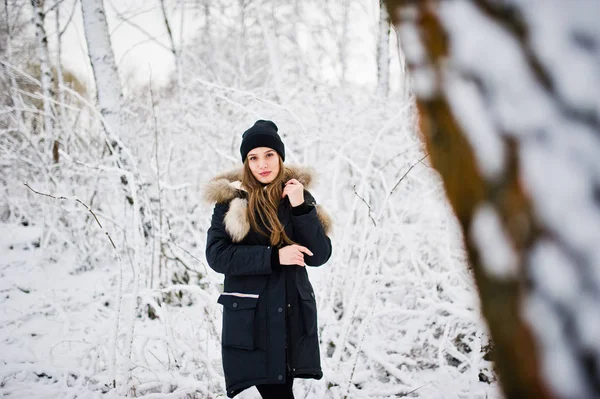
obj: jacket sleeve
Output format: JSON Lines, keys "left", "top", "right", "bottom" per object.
{"left": 205, "top": 202, "right": 276, "bottom": 276}
{"left": 290, "top": 190, "right": 332, "bottom": 267}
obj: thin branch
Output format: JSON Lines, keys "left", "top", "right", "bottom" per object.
{"left": 116, "top": 35, "right": 170, "bottom": 70}
{"left": 390, "top": 154, "right": 428, "bottom": 195}
{"left": 158, "top": 0, "right": 177, "bottom": 57}
{"left": 58, "top": 0, "right": 78, "bottom": 37}
{"left": 44, "top": 0, "right": 68, "bottom": 15}
{"left": 165, "top": 216, "right": 208, "bottom": 274}
{"left": 399, "top": 382, "right": 431, "bottom": 397}
{"left": 23, "top": 182, "right": 118, "bottom": 250}
{"left": 352, "top": 184, "right": 376, "bottom": 227}
{"left": 106, "top": 0, "right": 171, "bottom": 53}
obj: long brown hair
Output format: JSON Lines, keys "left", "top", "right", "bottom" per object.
{"left": 242, "top": 156, "right": 297, "bottom": 247}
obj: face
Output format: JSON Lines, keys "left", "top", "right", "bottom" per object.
{"left": 247, "top": 147, "right": 280, "bottom": 184}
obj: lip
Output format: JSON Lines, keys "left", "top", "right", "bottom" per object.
{"left": 259, "top": 171, "right": 271, "bottom": 176}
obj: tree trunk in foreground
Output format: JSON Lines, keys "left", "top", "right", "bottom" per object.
{"left": 384, "top": 1, "right": 600, "bottom": 398}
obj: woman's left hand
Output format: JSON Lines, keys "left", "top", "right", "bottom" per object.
{"left": 282, "top": 178, "right": 304, "bottom": 207}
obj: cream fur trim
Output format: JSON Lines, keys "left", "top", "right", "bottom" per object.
{"left": 204, "top": 164, "right": 332, "bottom": 240}
{"left": 202, "top": 164, "right": 317, "bottom": 204}
{"left": 224, "top": 198, "right": 250, "bottom": 243}
{"left": 223, "top": 198, "right": 332, "bottom": 242}
{"left": 316, "top": 205, "right": 333, "bottom": 235}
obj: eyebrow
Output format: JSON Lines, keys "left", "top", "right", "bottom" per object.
{"left": 248, "top": 149, "right": 275, "bottom": 157}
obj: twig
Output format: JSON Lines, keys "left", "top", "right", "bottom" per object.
{"left": 165, "top": 216, "right": 209, "bottom": 275}
{"left": 23, "top": 183, "right": 118, "bottom": 250}
{"left": 390, "top": 154, "right": 428, "bottom": 195}
{"left": 352, "top": 184, "right": 376, "bottom": 227}
{"left": 44, "top": 0, "right": 68, "bottom": 14}
{"left": 58, "top": 0, "right": 79, "bottom": 37}
{"left": 399, "top": 382, "right": 431, "bottom": 397}
{"left": 159, "top": 0, "right": 177, "bottom": 58}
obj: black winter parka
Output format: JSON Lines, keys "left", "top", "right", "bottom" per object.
{"left": 204, "top": 165, "right": 333, "bottom": 398}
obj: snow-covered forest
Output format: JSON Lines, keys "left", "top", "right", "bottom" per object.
{"left": 1, "top": 0, "right": 598, "bottom": 398}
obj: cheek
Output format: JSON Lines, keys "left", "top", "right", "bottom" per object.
{"left": 249, "top": 163, "right": 259, "bottom": 176}
{"left": 270, "top": 157, "right": 279, "bottom": 168}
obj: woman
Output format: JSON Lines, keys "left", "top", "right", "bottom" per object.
{"left": 204, "top": 120, "right": 333, "bottom": 398}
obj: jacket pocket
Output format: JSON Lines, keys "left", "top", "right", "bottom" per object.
{"left": 298, "top": 289, "right": 318, "bottom": 336}
{"left": 217, "top": 293, "right": 260, "bottom": 350}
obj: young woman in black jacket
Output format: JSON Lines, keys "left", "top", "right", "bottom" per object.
{"left": 204, "top": 120, "right": 333, "bottom": 398}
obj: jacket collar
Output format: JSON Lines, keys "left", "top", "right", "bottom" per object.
{"left": 202, "top": 164, "right": 332, "bottom": 242}
{"left": 202, "top": 164, "right": 317, "bottom": 204}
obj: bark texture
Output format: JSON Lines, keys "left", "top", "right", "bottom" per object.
{"left": 81, "top": 0, "right": 123, "bottom": 138}
{"left": 384, "top": 1, "right": 600, "bottom": 398}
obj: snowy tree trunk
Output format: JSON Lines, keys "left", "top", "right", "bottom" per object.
{"left": 158, "top": 0, "right": 180, "bottom": 86}
{"left": 203, "top": 0, "right": 210, "bottom": 48}
{"left": 258, "top": 17, "right": 282, "bottom": 100}
{"left": 385, "top": 1, "right": 600, "bottom": 398}
{"left": 3, "top": 1, "right": 26, "bottom": 128}
{"left": 236, "top": 0, "right": 247, "bottom": 75}
{"left": 81, "top": 0, "right": 127, "bottom": 389}
{"left": 178, "top": 0, "right": 185, "bottom": 83}
{"left": 238, "top": 0, "right": 247, "bottom": 48}
{"left": 292, "top": 0, "right": 306, "bottom": 78}
{"left": 30, "top": 0, "right": 54, "bottom": 139}
{"left": 394, "top": 26, "right": 408, "bottom": 99}
{"left": 376, "top": 0, "right": 390, "bottom": 97}
{"left": 53, "top": 3, "right": 64, "bottom": 163}
{"left": 339, "top": 0, "right": 350, "bottom": 85}
{"left": 80, "top": 0, "right": 123, "bottom": 141}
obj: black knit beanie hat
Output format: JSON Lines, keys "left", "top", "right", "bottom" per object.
{"left": 240, "top": 120, "right": 285, "bottom": 162}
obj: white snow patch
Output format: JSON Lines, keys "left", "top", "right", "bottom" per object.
{"left": 439, "top": 1, "right": 556, "bottom": 136}
{"left": 470, "top": 203, "right": 518, "bottom": 279}
{"left": 528, "top": 239, "right": 580, "bottom": 306}
{"left": 397, "top": 23, "right": 426, "bottom": 66}
{"left": 522, "top": 292, "right": 590, "bottom": 398}
{"left": 519, "top": 1, "right": 600, "bottom": 115}
{"left": 410, "top": 65, "right": 438, "bottom": 99}
{"left": 574, "top": 294, "right": 600, "bottom": 355}
{"left": 444, "top": 73, "right": 506, "bottom": 179}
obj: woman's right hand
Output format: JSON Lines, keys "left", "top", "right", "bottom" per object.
{"left": 279, "top": 244, "right": 313, "bottom": 267}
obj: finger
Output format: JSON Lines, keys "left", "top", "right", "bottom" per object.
{"left": 298, "top": 246, "right": 314, "bottom": 256}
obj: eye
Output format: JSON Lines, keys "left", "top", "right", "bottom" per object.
{"left": 249, "top": 156, "right": 256, "bottom": 161}
{"left": 267, "top": 153, "right": 273, "bottom": 157}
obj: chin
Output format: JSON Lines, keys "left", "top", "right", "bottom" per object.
{"left": 254, "top": 175, "right": 270, "bottom": 184}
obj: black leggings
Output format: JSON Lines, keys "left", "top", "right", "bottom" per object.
{"left": 255, "top": 375, "right": 294, "bottom": 399}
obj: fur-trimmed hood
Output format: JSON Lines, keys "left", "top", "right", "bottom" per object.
{"left": 203, "top": 164, "right": 332, "bottom": 242}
